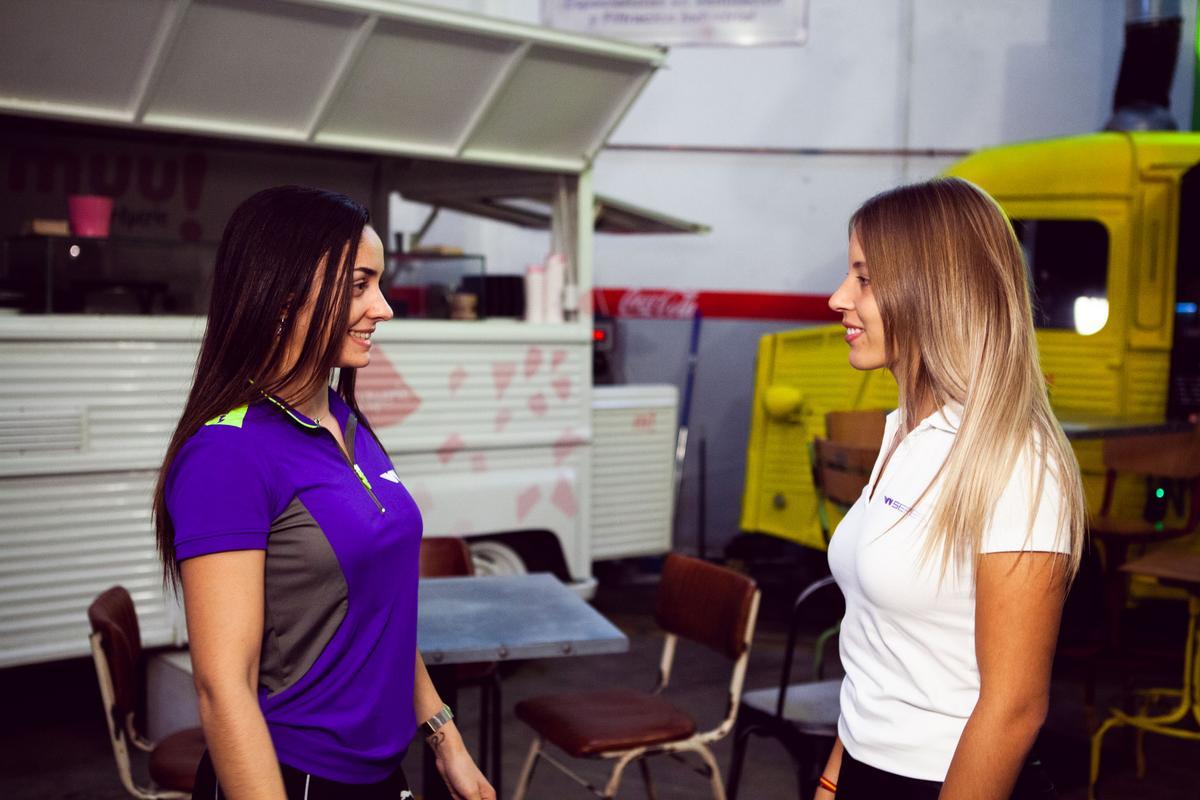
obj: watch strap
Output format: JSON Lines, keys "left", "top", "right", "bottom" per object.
{"left": 422, "top": 704, "right": 454, "bottom": 738}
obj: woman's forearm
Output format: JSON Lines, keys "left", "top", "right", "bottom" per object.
{"left": 939, "top": 698, "right": 1044, "bottom": 800}
{"left": 414, "top": 649, "right": 469, "bottom": 756}
{"left": 814, "top": 736, "right": 844, "bottom": 800}
{"left": 196, "top": 682, "right": 287, "bottom": 800}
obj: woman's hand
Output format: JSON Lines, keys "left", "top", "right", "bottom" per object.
{"left": 428, "top": 722, "right": 495, "bottom": 800}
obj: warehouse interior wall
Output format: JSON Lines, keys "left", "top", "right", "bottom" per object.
{"left": 396, "top": 0, "right": 1199, "bottom": 556}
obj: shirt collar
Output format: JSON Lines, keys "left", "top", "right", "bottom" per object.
{"left": 921, "top": 403, "right": 962, "bottom": 434}
{"left": 260, "top": 386, "right": 352, "bottom": 431}
{"left": 893, "top": 402, "right": 962, "bottom": 435}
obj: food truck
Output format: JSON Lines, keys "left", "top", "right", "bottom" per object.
{"left": 741, "top": 131, "right": 1200, "bottom": 551}
{"left": 0, "top": 0, "right": 698, "bottom": 668}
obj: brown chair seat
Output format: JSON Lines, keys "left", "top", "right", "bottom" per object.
{"left": 516, "top": 688, "right": 696, "bottom": 757}
{"left": 148, "top": 726, "right": 206, "bottom": 791}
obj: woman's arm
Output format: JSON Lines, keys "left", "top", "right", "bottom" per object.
{"left": 414, "top": 651, "right": 496, "bottom": 800}
{"left": 939, "top": 552, "right": 1067, "bottom": 800}
{"left": 181, "top": 550, "right": 287, "bottom": 800}
{"left": 814, "top": 736, "right": 844, "bottom": 800}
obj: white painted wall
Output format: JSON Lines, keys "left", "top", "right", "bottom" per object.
{"left": 402, "top": 0, "right": 1197, "bottom": 295}
{"left": 394, "top": 0, "right": 1199, "bottom": 556}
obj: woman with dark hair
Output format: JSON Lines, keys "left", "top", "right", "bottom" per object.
{"left": 154, "top": 186, "right": 493, "bottom": 800}
{"left": 814, "top": 178, "right": 1084, "bottom": 799}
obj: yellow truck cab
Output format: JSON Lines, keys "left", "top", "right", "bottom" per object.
{"left": 742, "top": 131, "right": 1200, "bottom": 552}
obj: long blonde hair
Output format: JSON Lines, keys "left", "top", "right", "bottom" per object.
{"left": 852, "top": 177, "right": 1085, "bottom": 580}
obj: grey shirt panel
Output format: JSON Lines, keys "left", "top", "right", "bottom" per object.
{"left": 260, "top": 497, "right": 349, "bottom": 695}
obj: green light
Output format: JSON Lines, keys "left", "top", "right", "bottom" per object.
{"left": 1156, "top": 488, "right": 1166, "bottom": 499}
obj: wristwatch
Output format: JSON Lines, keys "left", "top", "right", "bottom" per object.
{"left": 422, "top": 704, "right": 454, "bottom": 738}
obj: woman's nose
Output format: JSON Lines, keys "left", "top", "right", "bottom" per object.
{"left": 829, "top": 276, "right": 852, "bottom": 314}
{"left": 371, "top": 289, "right": 394, "bottom": 321}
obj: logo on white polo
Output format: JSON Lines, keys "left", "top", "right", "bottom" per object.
{"left": 379, "top": 469, "right": 401, "bottom": 483}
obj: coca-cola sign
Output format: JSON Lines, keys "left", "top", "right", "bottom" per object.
{"left": 614, "top": 289, "right": 699, "bottom": 320}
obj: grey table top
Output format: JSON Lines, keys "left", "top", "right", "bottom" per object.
{"left": 417, "top": 573, "right": 629, "bottom": 665}
{"left": 1059, "top": 414, "right": 1193, "bottom": 440}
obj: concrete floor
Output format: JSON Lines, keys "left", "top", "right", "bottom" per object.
{"left": 2, "top": 561, "right": 1199, "bottom": 799}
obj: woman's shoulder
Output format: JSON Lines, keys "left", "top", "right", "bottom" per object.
{"left": 170, "top": 402, "right": 278, "bottom": 477}
{"left": 982, "top": 441, "right": 1070, "bottom": 554}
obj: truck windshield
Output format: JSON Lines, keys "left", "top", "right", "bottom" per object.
{"left": 1012, "top": 219, "right": 1109, "bottom": 333}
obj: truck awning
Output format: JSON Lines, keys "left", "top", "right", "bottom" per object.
{"left": 406, "top": 193, "right": 710, "bottom": 234}
{"left": 0, "top": 0, "right": 666, "bottom": 174}
{"left": 391, "top": 157, "right": 711, "bottom": 234}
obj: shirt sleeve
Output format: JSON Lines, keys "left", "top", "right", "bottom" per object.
{"left": 166, "top": 429, "right": 277, "bottom": 562}
{"left": 981, "top": 449, "right": 1071, "bottom": 555}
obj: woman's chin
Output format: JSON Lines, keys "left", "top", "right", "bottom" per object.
{"left": 337, "top": 351, "right": 371, "bottom": 370}
{"left": 848, "top": 352, "right": 886, "bottom": 371}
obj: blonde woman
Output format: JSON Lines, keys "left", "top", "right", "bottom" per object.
{"left": 816, "top": 177, "right": 1085, "bottom": 800}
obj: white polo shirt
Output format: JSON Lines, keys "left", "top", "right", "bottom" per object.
{"left": 827, "top": 404, "right": 1069, "bottom": 781}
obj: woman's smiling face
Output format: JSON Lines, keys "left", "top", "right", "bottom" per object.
{"left": 277, "top": 224, "right": 393, "bottom": 379}
{"left": 828, "top": 228, "right": 887, "bottom": 371}
{"left": 335, "top": 225, "right": 391, "bottom": 370}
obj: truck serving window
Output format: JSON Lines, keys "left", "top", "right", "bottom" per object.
{"left": 1012, "top": 219, "right": 1109, "bottom": 333}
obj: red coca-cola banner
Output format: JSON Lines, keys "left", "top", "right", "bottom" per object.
{"left": 592, "top": 288, "right": 839, "bottom": 322}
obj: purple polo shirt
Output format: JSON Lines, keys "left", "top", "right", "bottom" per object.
{"left": 166, "top": 389, "right": 422, "bottom": 782}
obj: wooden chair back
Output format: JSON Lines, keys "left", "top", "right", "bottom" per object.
{"left": 655, "top": 553, "right": 758, "bottom": 661}
{"left": 87, "top": 586, "right": 144, "bottom": 731}
{"left": 825, "top": 409, "right": 887, "bottom": 448}
{"left": 1102, "top": 425, "right": 1200, "bottom": 479}
{"left": 420, "top": 536, "right": 475, "bottom": 578}
{"left": 813, "top": 439, "right": 878, "bottom": 507}
{"left": 1098, "top": 425, "right": 1200, "bottom": 528}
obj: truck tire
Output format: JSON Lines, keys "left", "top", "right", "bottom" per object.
{"left": 469, "top": 540, "right": 527, "bottom": 576}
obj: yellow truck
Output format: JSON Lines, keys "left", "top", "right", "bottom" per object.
{"left": 741, "top": 131, "right": 1200, "bottom": 552}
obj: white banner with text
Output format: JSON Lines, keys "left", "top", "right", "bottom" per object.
{"left": 542, "top": 0, "right": 809, "bottom": 46}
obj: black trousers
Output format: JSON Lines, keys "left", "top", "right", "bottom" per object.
{"left": 838, "top": 749, "right": 1057, "bottom": 800}
{"left": 193, "top": 750, "right": 411, "bottom": 800}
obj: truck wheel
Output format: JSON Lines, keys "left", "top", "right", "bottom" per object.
{"left": 469, "top": 540, "right": 527, "bottom": 576}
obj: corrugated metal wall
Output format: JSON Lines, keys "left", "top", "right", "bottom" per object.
{"left": 590, "top": 385, "right": 677, "bottom": 559}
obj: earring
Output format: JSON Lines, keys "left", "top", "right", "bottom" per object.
{"left": 276, "top": 317, "right": 285, "bottom": 337}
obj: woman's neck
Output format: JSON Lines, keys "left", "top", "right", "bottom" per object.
{"left": 284, "top": 382, "right": 331, "bottom": 424}
{"left": 902, "top": 386, "right": 939, "bottom": 434}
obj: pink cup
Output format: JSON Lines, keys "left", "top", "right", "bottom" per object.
{"left": 67, "top": 195, "right": 115, "bottom": 238}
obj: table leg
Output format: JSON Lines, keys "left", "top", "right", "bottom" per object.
{"left": 423, "top": 666, "right": 459, "bottom": 800}
{"left": 1101, "top": 539, "right": 1130, "bottom": 650}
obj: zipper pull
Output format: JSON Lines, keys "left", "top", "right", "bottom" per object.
{"left": 353, "top": 464, "right": 373, "bottom": 491}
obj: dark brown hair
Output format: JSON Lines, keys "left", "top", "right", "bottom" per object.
{"left": 153, "top": 185, "right": 371, "bottom": 587}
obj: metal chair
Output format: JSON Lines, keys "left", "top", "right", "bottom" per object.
{"left": 87, "top": 586, "right": 205, "bottom": 799}
{"left": 1082, "top": 427, "right": 1200, "bottom": 797}
{"left": 726, "top": 576, "right": 843, "bottom": 800}
{"left": 419, "top": 537, "right": 504, "bottom": 792}
{"left": 1089, "top": 425, "right": 1200, "bottom": 649}
{"left": 1089, "top": 551, "right": 1200, "bottom": 800}
{"left": 511, "top": 553, "right": 761, "bottom": 800}
{"left": 808, "top": 414, "right": 882, "bottom": 672}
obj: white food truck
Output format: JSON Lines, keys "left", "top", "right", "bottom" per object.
{"left": 0, "top": 0, "right": 700, "bottom": 668}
